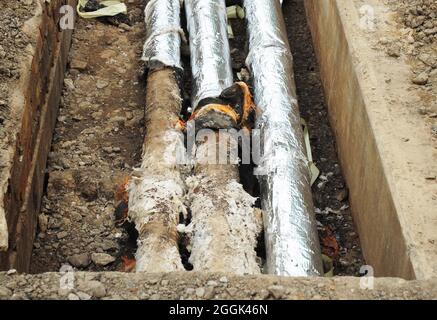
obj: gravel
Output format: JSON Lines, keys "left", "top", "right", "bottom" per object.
{"left": 0, "top": 271, "right": 436, "bottom": 300}
{"left": 30, "top": 0, "right": 146, "bottom": 273}
{"left": 91, "top": 253, "right": 116, "bottom": 266}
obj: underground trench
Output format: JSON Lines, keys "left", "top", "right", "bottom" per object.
{"left": 1, "top": 0, "right": 369, "bottom": 278}
{"left": 4, "top": 0, "right": 364, "bottom": 275}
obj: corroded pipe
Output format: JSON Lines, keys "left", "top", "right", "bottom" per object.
{"left": 185, "top": 0, "right": 261, "bottom": 274}
{"left": 128, "top": 0, "right": 186, "bottom": 272}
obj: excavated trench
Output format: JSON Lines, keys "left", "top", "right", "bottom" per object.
{"left": 23, "top": 0, "right": 365, "bottom": 276}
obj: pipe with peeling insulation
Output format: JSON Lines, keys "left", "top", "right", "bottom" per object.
{"left": 244, "top": 0, "right": 323, "bottom": 276}
{"left": 128, "top": 0, "right": 186, "bottom": 272}
{"left": 184, "top": 0, "right": 262, "bottom": 275}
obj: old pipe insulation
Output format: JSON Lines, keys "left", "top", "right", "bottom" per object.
{"left": 128, "top": 0, "right": 186, "bottom": 272}
{"left": 244, "top": 0, "right": 323, "bottom": 276}
{"left": 184, "top": 0, "right": 262, "bottom": 274}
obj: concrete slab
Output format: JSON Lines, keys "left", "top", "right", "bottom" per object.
{"left": 305, "top": 0, "right": 437, "bottom": 279}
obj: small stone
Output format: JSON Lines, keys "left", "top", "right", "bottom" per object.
{"left": 91, "top": 253, "right": 116, "bottom": 266}
{"left": 38, "top": 214, "right": 48, "bottom": 233}
{"left": 204, "top": 286, "right": 215, "bottom": 299}
{"left": 64, "top": 78, "right": 75, "bottom": 90}
{"left": 67, "top": 253, "right": 90, "bottom": 268}
{"left": 268, "top": 285, "right": 285, "bottom": 299}
{"left": 219, "top": 276, "right": 228, "bottom": 283}
{"left": 57, "top": 231, "right": 68, "bottom": 239}
{"left": 0, "top": 286, "right": 12, "bottom": 298}
{"left": 6, "top": 269, "right": 17, "bottom": 275}
{"left": 119, "top": 23, "right": 132, "bottom": 31}
{"left": 386, "top": 44, "right": 401, "bottom": 58}
{"left": 68, "top": 293, "right": 80, "bottom": 300}
{"left": 418, "top": 106, "right": 429, "bottom": 115}
{"left": 432, "top": 124, "right": 437, "bottom": 136}
{"left": 70, "top": 59, "right": 88, "bottom": 71}
{"left": 76, "top": 291, "right": 92, "bottom": 300}
{"left": 195, "top": 287, "right": 205, "bottom": 298}
{"left": 80, "top": 280, "right": 106, "bottom": 298}
{"left": 207, "top": 280, "right": 218, "bottom": 287}
{"left": 185, "top": 288, "right": 195, "bottom": 295}
{"left": 226, "top": 288, "right": 237, "bottom": 297}
{"left": 412, "top": 72, "right": 429, "bottom": 85}
{"left": 102, "top": 146, "right": 113, "bottom": 153}
{"left": 161, "top": 280, "right": 169, "bottom": 286}
{"left": 96, "top": 80, "right": 109, "bottom": 89}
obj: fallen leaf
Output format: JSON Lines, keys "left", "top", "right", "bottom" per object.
{"left": 120, "top": 256, "right": 136, "bottom": 273}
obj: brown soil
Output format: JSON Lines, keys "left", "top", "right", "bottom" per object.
{"left": 30, "top": 0, "right": 146, "bottom": 273}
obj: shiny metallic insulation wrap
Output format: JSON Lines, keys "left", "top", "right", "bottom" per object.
{"left": 142, "top": 0, "right": 182, "bottom": 71}
{"left": 184, "top": 0, "right": 234, "bottom": 109}
{"left": 244, "top": 0, "right": 323, "bottom": 276}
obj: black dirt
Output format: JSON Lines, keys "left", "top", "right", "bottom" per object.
{"left": 284, "top": 0, "right": 366, "bottom": 276}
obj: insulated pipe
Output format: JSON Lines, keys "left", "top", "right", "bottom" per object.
{"left": 244, "top": 0, "right": 323, "bottom": 276}
{"left": 185, "top": 0, "right": 261, "bottom": 274}
{"left": 128, "top": 0, "right": 186, "bottom": 272}
{"left": 184, "top": 0, "right": 234, "bottom": 109}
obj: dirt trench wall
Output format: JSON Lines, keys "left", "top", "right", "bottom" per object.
{"left": 0, "top": 0, "right": 75, "bottom": 272}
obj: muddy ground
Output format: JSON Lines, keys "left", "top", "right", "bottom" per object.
{"left": 29, "top": 0, "right": 367, "bottom": 275}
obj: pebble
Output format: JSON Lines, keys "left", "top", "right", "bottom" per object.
{"left": 57, "top": 231, "right": 68, "bottom": 239}
{"left": 219, "top": 276, "right": 228, "bottom": 283}
{"left": 64, "top": 78, "right": 75, "bottom": 90}
{"left": 67, "top": 253, "right": 90, "bottom": 268}
{"left": 195, "top": 287, "right": 205, "bottom": 298}
{"left": 70, "top": 58, "right": 88, "bottom": 71}
{"left": 38, "top": 214, "right": 48, "bottom": 233}
{"left": 161, "top": 280, "right": 169, "bottom": 286}
{"left": 412, "top": 72, "right": 429, "bottom": 85}
{"left": 80, "top": 280, "right": 106, "bottom": 298}
{"left": 96, "top": 80, "right": 109, "bottom": 89}
{"left": 207, "top": 280, "right": 218, "bottom": 287}
{"left": 268, "top": 285, "right": 285, "bottom": 299}
{"left": 0, "top": 286, "right": 12, "bottom": 298}
{"left": 431, "top": 124, "right": 437, "bottom": 136}
{"left": 68, "top": 293, "right": 80, "bottom": 300}
{"left": 204, "top": 286, "right": 215, "bottom": 299}
{"left": 76, "top": 291, "right": 92, "bottom": 300}
{"left": 91, "top": 253, "right": 116, "bottom": 266}
{"left": 6, "top": 269, "right": 17, "bottom": 275}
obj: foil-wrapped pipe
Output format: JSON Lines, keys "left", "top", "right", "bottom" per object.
{"left": 142, "top": 0, "right": 183, "bottom": 71}
{"left": 184, "top": 0, "right": 234, "bottom": 109}
{"left": 244, "top": 0, "right": 323, "bottom": 276}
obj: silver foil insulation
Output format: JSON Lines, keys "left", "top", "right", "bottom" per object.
{"left": 184, "top": 0, "right": 234, "bottom": 109}
{"left": 142, "top": 0, "right": 182, "bottom": 71}
{"left": 244, "top": 0, "right": 323, "bottom": 276}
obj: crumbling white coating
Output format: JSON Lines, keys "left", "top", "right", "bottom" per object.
{"left": 186, "top": 175, "right": 262, "bottom": 275}
{"left": 128, "top": 124, "right": 187, "bottom": 272}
